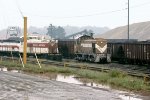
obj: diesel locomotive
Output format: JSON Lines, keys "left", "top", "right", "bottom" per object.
{"left": 0, "top": 34, "right": 62, "bottom": 61}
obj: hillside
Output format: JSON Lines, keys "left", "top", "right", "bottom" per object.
{"left": 99, "top": 21, "right": 150, "bottom": 41}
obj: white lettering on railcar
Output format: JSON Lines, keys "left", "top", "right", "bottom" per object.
{"left": 32, "top": 44, "right": 46, "bottom": 47}
{"left": 81, "top": 43, "right": 92, "bottom": 47}
{"left": 39, "top": 44, "right": 46, "bottom": 47}
{"left": 33, "top": 44, "right": 38, "bottom": 46}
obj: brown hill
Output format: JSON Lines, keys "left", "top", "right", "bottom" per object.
{"left": 98, "top": 21, "right": 150, "bottom": 41}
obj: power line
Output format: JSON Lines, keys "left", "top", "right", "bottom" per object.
{"left": 15, "top": 0, "right": 24, "bottom": 18}
{"left": 130, "top": 1, "right": 150, "bottom": 8}
{"left": 23, "top": 8, "right": 127, "bottom": 19}
{"left": 22, "top": 1, "right": 150, "bottom": 19}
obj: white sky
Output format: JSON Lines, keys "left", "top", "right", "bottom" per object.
{"left": 0, "top": 0, "right": 150, "bottom": 29}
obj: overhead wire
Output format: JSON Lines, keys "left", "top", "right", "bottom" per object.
{"left": 21, "top": 1, "right": 150, "bottom": 19}
{"left": 22, "top": 8, "right": 127, "bottom": 19}
{"left": 0, "top": 0, "right": 24, "bottom": 38}
{"left": 1, "top": 0, "right": 150, "bottom": 20}
{"left": 130, "top": 1, "right": 150, "bottom": 8}
{"left": 15, "top": 0, "right": 24, "bottom": 19}
{"left": 1, "top": 0, "right": 150, "bottom": 30}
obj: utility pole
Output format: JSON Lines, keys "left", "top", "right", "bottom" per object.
{"left": 23, "top": 17, "right": 27, "bottom": 64}
{"left": 50, "top": 24, "right": 53, "bottom": 39}
{"left": 128, "top": 0, "right": 129, "bottom": 40}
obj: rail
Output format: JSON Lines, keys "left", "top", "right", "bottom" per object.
{"left": 0, "top": 56, "right": 150, "bottom": 81}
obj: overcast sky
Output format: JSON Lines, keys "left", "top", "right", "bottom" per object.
{"left": 0, "top": 0, "right": 150, "bottom": 29}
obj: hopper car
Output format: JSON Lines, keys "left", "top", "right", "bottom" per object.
{"left": 107, "top": 40, "right": 150, "bottom": 65}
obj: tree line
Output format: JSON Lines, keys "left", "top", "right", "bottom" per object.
{"left": 47, "top": 24, "right": 66, "bottom": 39}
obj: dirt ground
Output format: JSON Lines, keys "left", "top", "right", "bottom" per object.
{"left": 0, "top": 71, "right": 149, "bottom": 100}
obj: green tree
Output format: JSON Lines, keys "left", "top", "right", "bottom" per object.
{"left": 47, "top": 24, "right": 66, "bottom": 39}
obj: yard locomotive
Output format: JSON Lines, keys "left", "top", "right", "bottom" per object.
{"left": 75, "top": 35, "right": 111, "bottom": 63}
{"left": 0, "top": 34, "right": 62, "bottom": 61}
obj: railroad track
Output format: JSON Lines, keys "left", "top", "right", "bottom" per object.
{"left": 28, "top": 58, "right": 150, "bottom": 78}
{"left": 1, "top": 56, "right": 150, "bottom": 80}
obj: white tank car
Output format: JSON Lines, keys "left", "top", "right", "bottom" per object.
{"left": 75, "top": 36, "right": 111, "bottom": 63}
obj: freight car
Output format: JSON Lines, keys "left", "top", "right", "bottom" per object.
{"left": 107, "top": 40, "right": 150, "bottom": 65}
{"left": 0, "top": 35, "right": 62, "bottom": 61}
{"left": 75, "top": 35, "right": 111, "bottom": 63}
{"left": 58, "top": 39, "right": 75, "bottom": 58}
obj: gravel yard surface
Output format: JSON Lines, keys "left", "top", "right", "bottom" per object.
{"left": 0, "top": 71, "right": 118, "bottom": 100}
{"left": 0, "top": 71, "right": 149, "bottom": 100}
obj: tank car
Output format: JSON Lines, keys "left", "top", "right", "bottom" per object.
{"left": 75, "top": 35, "right": 111, "bottom": 63}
